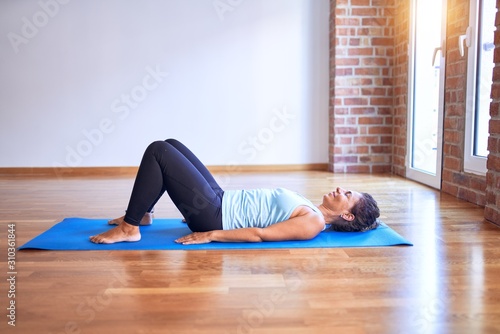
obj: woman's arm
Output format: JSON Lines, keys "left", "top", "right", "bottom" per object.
{"left": 175, "top": 211, "right": 325, "bottom": 245}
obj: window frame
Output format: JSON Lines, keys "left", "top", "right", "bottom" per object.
{"left": 464, "top": 0, "right": 492, "bottom": 175}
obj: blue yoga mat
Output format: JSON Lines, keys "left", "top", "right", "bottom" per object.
{"left": 19, "top": 218, "right": 412, "bottom": 251}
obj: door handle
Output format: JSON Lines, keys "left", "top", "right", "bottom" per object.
{"left": 432, "top": 39, "right": 446, "bottom": 66}
{"left": 432, "top": 47, "right": 441, "bottom": 66}
{"left": 459, "top": 26, "right": 472, "bottom": 57}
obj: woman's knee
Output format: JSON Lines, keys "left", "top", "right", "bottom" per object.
{"left": 146, "top": 140, "right": 170, "bottom": 154}
{"left": 164, "top": 138, "right": 183, "bottom": 148}
{"left": 165, "top": 138, "right": 176, "bottom": 143}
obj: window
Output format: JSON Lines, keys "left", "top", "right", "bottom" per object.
{"left": 464, "top": 0, "right": 496, "bottom": 175}
{"left": 406, "top": 0, "right": 446, "bottom": 189}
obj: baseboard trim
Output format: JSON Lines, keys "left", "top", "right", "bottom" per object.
{"left": 0, "top": 164, "right": 329, "bottom": 178}
{"left": 0, "top": 167, "right": 139, "bottom": 178}
{"left": 207, "top": 164, "right": 329, "bottom": 173}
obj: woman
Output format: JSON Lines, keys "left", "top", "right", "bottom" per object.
{"left": 90, "top": 139, "right": 380, "bottom": 245}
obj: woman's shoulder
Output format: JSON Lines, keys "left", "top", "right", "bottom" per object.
{"left": 290, "top": 205, "right": 324, "bottom": 220}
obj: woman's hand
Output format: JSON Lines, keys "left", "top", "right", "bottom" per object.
{"left": 175, "top": 232, "right": 213, "bottom": 245}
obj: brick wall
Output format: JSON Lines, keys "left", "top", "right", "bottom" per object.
{"left": 441, "top": 0, "right": 487, "bottom": 206}
{"left": 329, "top": 0, "right": 394, "bottom": 173}
{"left": 392, "top": 0, "right": 409, "bottom": 177}
{"left": 485, "top": 0, "right": 500, "bottom": 225}
{"left": 330, "top": 0, "right": 499, "bottom": 226}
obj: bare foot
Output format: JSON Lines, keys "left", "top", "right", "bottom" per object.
{"left": 108, "top": 212, "right": 153, "bottom": 226}
{"left": 90, "top": 221, "right": 141, "bottom": 244}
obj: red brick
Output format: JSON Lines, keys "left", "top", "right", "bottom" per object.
{"left": 344, "top": 97, "right": 369, "bottom": 105}
{"left": 487, "top": 154, "right": 500, "bottom": 171}
{"left": 354, "top": 136, "right": 379, "bottom": 144}
{"left": 492, "top": 66, "right": 500, "bottom": 82}
{"left": 458, "top": 188, "right": 480, "bottom": 204}
{"left": 445, "top": 76, "right": 464, "bottom": 90}
{"left": 334, "top": 107, "right": 349, "bottom": 115}
{"left": 444, "top": 116, "right": 464, "bottom": 129}
{"left": 358, "top": 27, "right": 385, "bottom": 36}
{"left": 349, "top": 38, "right": 361, "bottom": 46}
{"left": 489, "top": 119, "right": 500, "bottom": 134}
{"left": 368, "top": 126, "right": 392, "bottom": 135}
{"left": 485, "top": 206, "right": 500, "bottom": 225}
{"left": 362, "top": 18, "right": 388, "bottom": 26}
{"left": 343, "top": 145, "right": 369, "bottom": 154}
{"left": 336, "top": 57, "right": 360, "bottom": 66}
{"left": 355, "top": 67, "right": 381, "bottom": 76}
{"left": 336, "top": 68, "right": 354, "bottom": 76}
{"left": 361, "top": 155, "right": 390, "bottom": 163}
{"left": 361, "top": 87, "right": 387, "bottom": 96}
{"left": 491, "top": 82, "right": 500, "bottom": 99}
{"left": 359, "top": 116, "right": 384, "bottom": 124}
{"left": 334, "top": 117, "right": 345, "bottom": 125}
{"left": 443, "top": 130, "right": 462, "bottom": 144}
{"left": 442, "top": 182, "right": 459, "bottom": 197}
{"left": 491, "top": 102, "right": 499, "bottom": 117}
{"left": 444, "top": 157, "right": 461, "bottom": 171}
{"left": 362, "top": 57, "right": 388, "bottom": 66}
{"left": 494, "top": 46, "right": 500, "bottom": 63}
{"left": 346, "top": 165, "right": 371, "bottom": 173}
{"left": 370, "top": 97, "right": 393, "bottom": 105}
{"left": 348, "top": 48, "right": 374, "bottom": 56}
{"left": 350, "top": 107, "right": 376, "bottom": 114}
{"left": 488, "top": 136, "right": 500, "bottom": 153}
{"left": 382, "top": 77, "right": 393, "bottom": 85}
{"left": 371, "top": 145, "right": 392, "bottom": 154}
{"left": 335, "top": 7, "right": 347, "bottom": 16}
{"left": 335, "top": 77, "right": 373, "bottom": 86}
{"left": 372, "top": 0, "right": 396, "bottom": 7}
{"left": 350, "top": 0, "right": 371, "bottom": 6}
{"left": 336, "top": 88, "right": 361, "bottom": 96}
{"left": 334, "top": 156, "right": 358, "bottom": 164}
{"left": 452, "top": 171, "right": 471, "bottom": 187}
{"left": 471, "top": 176, "right": 487, "bottom": 192}
{"left": 372, "top": 37, "right": 393, "bottom": 46}
{"left": 335, "top": 126, "right": 359, "bottom": 135}
{"left": 341, "top": 137, "right": 353, "bottom": 145}
{"left": 352, "top": 8, "right": 378, "bottom": 16}
{"left": 381, "top": 136, "right": 393, "bottom": 144}
{"left": 372, "top": 165, "right": 392, "bottom": 173}
{"left": 445, "top": 104, "right": 465, "bottom": 117}
{"left": 336, "top": 18, "right": 361, "bottom": 26}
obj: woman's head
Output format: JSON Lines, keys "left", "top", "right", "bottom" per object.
{"left": 322, "top": 188, "right": 380, "bottom": 232}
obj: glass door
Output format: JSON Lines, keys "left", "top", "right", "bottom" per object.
{"left": 464, "top": 0, "right": 496, "bottom": 174}
{"left": 407, "top": 0, "right": 447, "bottom": 189}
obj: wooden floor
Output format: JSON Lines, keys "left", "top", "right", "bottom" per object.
{"left": 1, "top": 171, "right": 499, "bottom": 334}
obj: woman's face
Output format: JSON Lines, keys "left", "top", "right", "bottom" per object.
{"left": 322, "top": 187, "right": 362, "bottom": 215}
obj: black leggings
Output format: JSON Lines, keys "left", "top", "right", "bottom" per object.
{"left": 124, "top": 139, "right": 224, "bottom": 232}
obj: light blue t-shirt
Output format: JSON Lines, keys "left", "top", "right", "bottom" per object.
{"left": 221, "top": 188, "right": 324, "bottom": 230}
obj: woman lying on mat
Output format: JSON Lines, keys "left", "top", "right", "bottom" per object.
{"left": 89, "top": 139, "right": 380, "bottom": 245}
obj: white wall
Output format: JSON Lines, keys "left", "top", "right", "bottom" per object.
{"left": 0, "top": 0, "right": 329, "bottom": 168}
